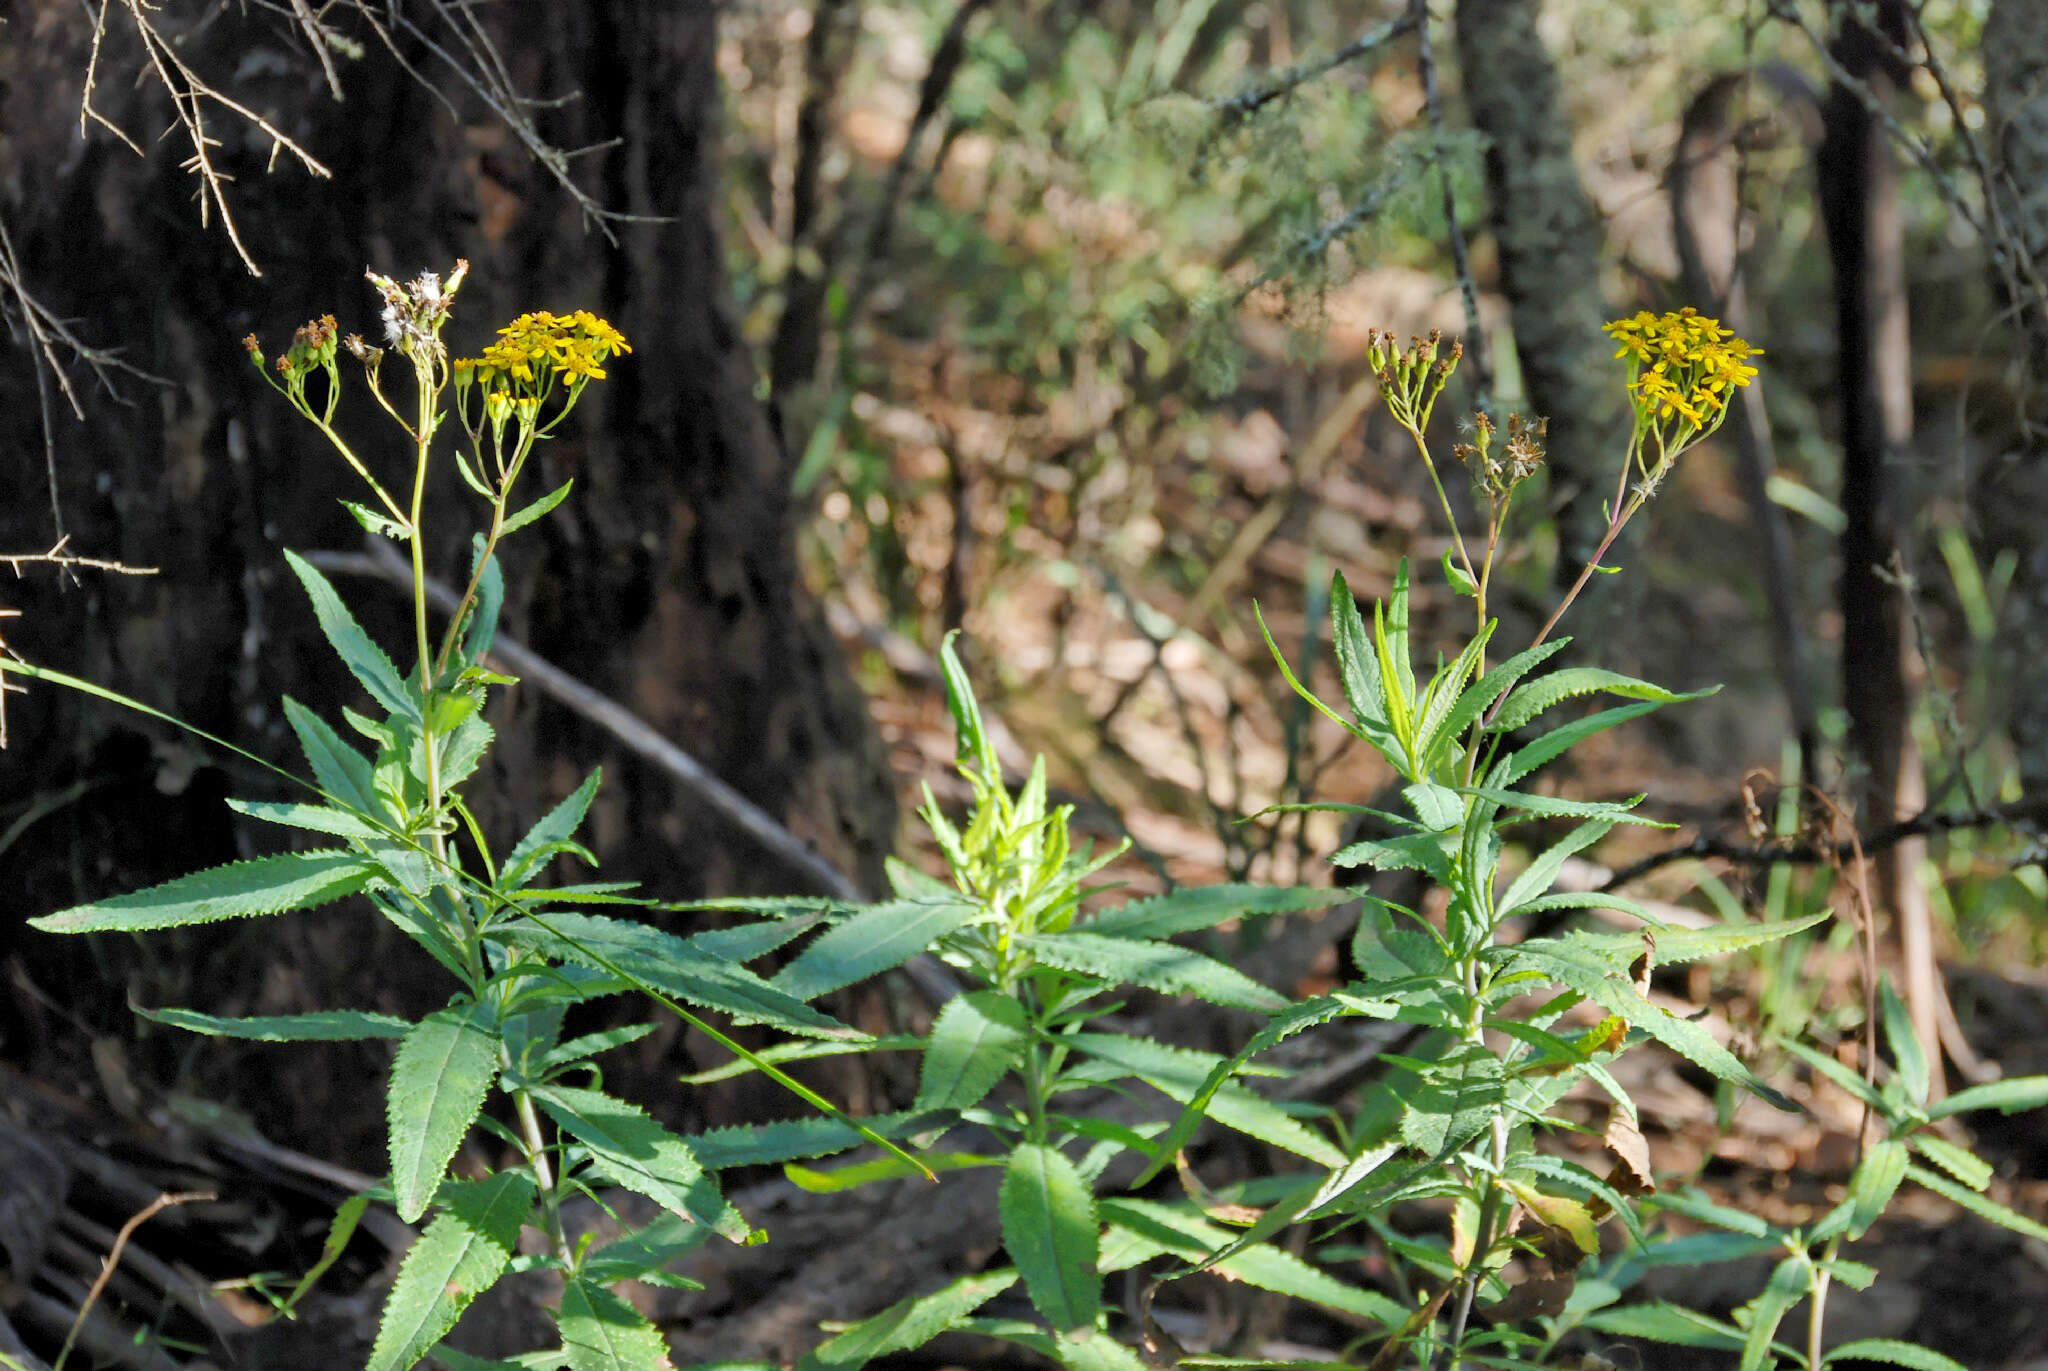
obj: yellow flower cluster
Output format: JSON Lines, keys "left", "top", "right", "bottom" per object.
{"left": 457, "top": 310, "right": 631, "bottom": 394}
{"left": 1603, "top": 307, "right": 1760, "bottom": 431}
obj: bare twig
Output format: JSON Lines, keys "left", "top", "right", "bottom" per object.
{"left": 80, "top": 0, "right": 334, "bottom": 275}
{"left": 0, "top": 539, "right": 157, "bottom": 748}
{"left": 1598, "top": 795, "right": 2048, "bottom": 891}
{"left": 52, "top": 1190, "right": 214, "bottom": 1371}
{"left": 0, "top": 210, "right": 171, "bottom": 538}
{"left": 1210, "top": 12, "right": 1418, "bottom": 121}
{"left": 345, "top": 0, "right": 665, "bottom": 242}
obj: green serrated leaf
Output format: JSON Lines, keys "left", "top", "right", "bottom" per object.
{"left": 285, "top": 549, "right": 419, "bottom": 720}
{"left": 916, "top": 990, "right": 1030, "bottom": 1112}
{"left": 1844, "top": 1140, "right": 1908, "bottom": 1240}
{"left": 1577, "top": 1302, "right": 1747, "bottom": 1350}
{"left": 685, "top": 1112, "right": 931, "bottom": 1171}
{"left": 1880, "top": 979, "right": 1930, "bottom": 1108}
{"left": 1001, "top": 1144, "right": 1100, "bottom": 1333}
{"left": 30, "top": 851, "right": 377, "bottom": 934}
{"left": 534, "top": 1083, "right": 748, "bottom": 1241}
{"left": 1490, "top": 667, "right": 1713, "bottom": 734}
{"left": 1496, "top": 700, "right": 1665, "bottom": 786}
{"left": 558, "top": 1275, "right": 673, "bottom": 1371}
{"left": 388, "top": 1002, "right": 501, "bottom": 1223}
{"left": 138, "top": 1004, "right": 411, "bottom": 1042}
{"left": 1929, "top": 1074, "right": 2048, "bottom": 1119}
{"left": 282, "top": 696, "right": 380, "bottom": 814}
{"left": 1509, "top": 944, "right": 1794, "bottom": 1110}
{"left": 1821, "top": 1338, "right": 1969, "bottom": 1371}
{"left": 1082, "top": 884, "right": 1348, "bottom": 939}
{"left": 1905, "top": 1163, "right": 2048, "bottom": 1241}
{"left": 1496, "top": 820, "right": 1616, "bottom": 918}
{"left": 368, "top": 1172, "right": 534, "bottom": 1371}
{"left": 772, "top": 896, "right": 982, "bottom": 1001}
{"left": 1099, "top": 1199, "right": 1404, "bottom": 1324}
{"left": 797, "top": 1269, "right": 1016, "bottom": 1371}
{"left": 504, "top": 771, "right": 603, "bottom": 890}
{"left": 1064, "top": 1033, "right": 1343, "bottom": 1167}
{"left": 1015, "top": 932, "right": 1285, "bottom": 1012}
{"left": 1908, "top": 1134, "right": 1992, "bottom": 1192}
{"left": 490, "top": 912, "right": 849, "bottom": 1038}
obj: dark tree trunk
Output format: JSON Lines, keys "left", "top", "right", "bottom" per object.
{"left": 1452, "top": 0, "right": 1632, "bottom": 581}
{"left": 0, "top": 2, "right": 893, "bottom": 1160}
{"left": 1815, "top": 0, "right": 1943, "bottom": 1091}
{"left": 1982, "top": 0, "right": 2048, "bottom": 799}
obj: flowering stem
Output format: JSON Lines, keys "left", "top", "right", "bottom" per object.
{"left": 1409, "top": 425, "right": 1478, "bottom": 601}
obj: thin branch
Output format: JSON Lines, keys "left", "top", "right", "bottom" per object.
{"left": 1210, "top": 12, "right": 1419, "bottom": 121}
{"left": 1598, "top": 795, "right": 2048, "bottom": 890}
{"left": 0, "top": 539, "right": 158, "bottom": 749}
{"left": 78, "top": 0, "right": 334, "bottom": 276}
{"left": 347, "top": 0, "right": 670, "bottom": 243}
{"left": 0, "top": 207, "right": 171, "bottom": 540}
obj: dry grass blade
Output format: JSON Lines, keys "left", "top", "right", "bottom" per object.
{"left": 51, "top": 1190, "right": 215, "bottom": 1371}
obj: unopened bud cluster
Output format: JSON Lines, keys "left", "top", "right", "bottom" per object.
{"left": 1366, "top": 327, "right": 1462, "bottom": 435}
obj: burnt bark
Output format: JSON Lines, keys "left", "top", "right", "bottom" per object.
{"left": 0, "top": 3, "right": 894, "bottom": 1159}
{"left": 1452, "top": 0, "right": 1632, "bottom": 580}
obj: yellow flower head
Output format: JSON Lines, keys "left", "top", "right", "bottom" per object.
{"left": 1603, "top": 307, "right": 1760, "bottom": 446}
{"left": 457, "top": 309, "right": 632, "bottom": 399}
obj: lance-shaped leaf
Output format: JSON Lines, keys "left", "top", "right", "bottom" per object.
{"left": 557, "top": 1276, "right": 673, "bottom": 1371}
{"left": 489, "top": 912, "right": 849, "bottom": 1038}
{"left": 285, "top": 549, "right": 420, "bottom": 720}
{"left": 388, "top": 1001, "right": 501, "bottom": 1223}
{"left": 1014, "top": 932, "right": 1286, "bottom": 1012}
{"left": 797, "top": 1270, "right": 1017, "bottom": 1371}
{"left": 772, "top": 896, "right": 983, "bottom": 1001}
{"left": 1489, "top": 667, "right": 1714, "bottom": 734}
{"left": 282, "top": 695, "right": 379, "bottom": 813}
{"left": 137, "top": 1004, "right": 411, "bottom": 1042}
{"left": 686, "top": 1111, "right": 933, "bottom": 1171}
{"left": 30, "top": 851, "right": 376, "bottom": 934}
{"left": 502, "top": 770, "right": 602, "bottom": 890}
{"left": 1507, "top": 944, "right": 1795, "bottom": 1110}
{"left": 367, "top": 1171, "right": 534, "bottom": 1371}
{"left": 916, "top": 990, "right": 1030, "bottom": 1112}
{"left": 1001, "top": 1144, "right": 1099, "bottom": 1333}
{"left": 1064, "top": 1033, "right": 1343, "bottom": 1167}
{"left": 533, "top": 1083, "right": 749, "bottom": 1241}
{"left": 1082, "top": 884, "right": 1349, "bottom": 940}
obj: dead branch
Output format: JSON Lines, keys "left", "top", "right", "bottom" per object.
{"left": 1599, "top": 795, "right": 2048, "bottom": 891}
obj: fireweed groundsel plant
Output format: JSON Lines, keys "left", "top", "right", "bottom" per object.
{"left": 708, "top": 313, "right": 2048, "bottom": 1371}
{"left": 18, "top": 290, "right": 2048, "bottom": 1371}
{"left": 22, "top": 266, "right": 920, "bottom": 1371}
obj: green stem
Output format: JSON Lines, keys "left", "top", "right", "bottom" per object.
{"left": 1409, "top": 426, "right": 1478, "bottom": 595}
{"left": 507, "top": 1068, "right": 572, "bottom": 1263}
